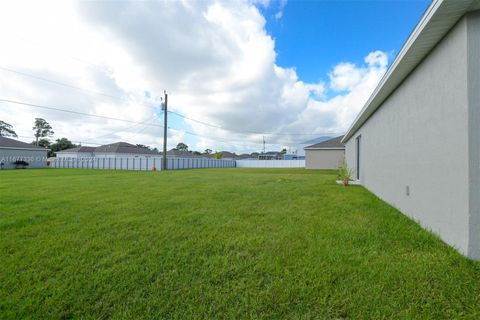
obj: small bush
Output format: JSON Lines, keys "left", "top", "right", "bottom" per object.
{"left": 338, "top": 159, "right": 353, "bottom": 186}
{"left": 13, "top": 160, "right": 29, "bottom": 169}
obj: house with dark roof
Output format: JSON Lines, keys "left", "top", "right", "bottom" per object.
{"left": 93, "top": 142, "right": 160, "bottom": 158}
{"left": 258, "top": 151, "right": 283, "bottom": 160}
{"left": 164, "top": 149, "right": 206, "bottom": 158}
{"left": 304, "top": 135, "right": 344, "bottom": 169}
{"left": 342, "top": 0, "right": 480, "bottom": 259}
{"left": 55, "top": 146, "right": 95, "bottom": 158}
{"left": 0, "top": 136, "right": 49, "bottom": 169}
{"left": 56, "top": 142, "right": 161, "bottom": 159}
{"left": 208, "top": 151, "right": 238, "bottom": 160}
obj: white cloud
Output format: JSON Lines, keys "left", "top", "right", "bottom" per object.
{"left": 0, "top": 0, "right": 388, "bottom": 154}
{"left": 329, "top": 51, "right": 388, "bottom": 92}
{"left": 275, "top": 0, "right": 288, "bottom": 20}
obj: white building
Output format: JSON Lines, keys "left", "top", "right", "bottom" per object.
{"left": 0, "top": 136, "right": 49, "bottom": 169}
{"left": 343, "top": 0, "right": 480, "bottom": 259}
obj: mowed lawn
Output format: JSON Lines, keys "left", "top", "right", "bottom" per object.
{"left": 1, "top": 169, "right": 480, "bottom": 319}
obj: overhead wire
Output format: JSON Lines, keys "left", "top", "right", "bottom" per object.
{"left": 0, "top": 98, "right": 164, "bottom": 128}
{"left": 167, "top": 110, "right": 337, "bottom": 136}
{"left": 0, "top": 98, "right": 265, "bottom": 145}
{"left": 0, "top": 66, "right": 339, "bottom": 138}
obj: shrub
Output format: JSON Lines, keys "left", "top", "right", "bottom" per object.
{"left": 13, "top": 160, "right": 29, "bottom": 169}
{"left": 338, "top": 159, "right": 353, "bottom": 186}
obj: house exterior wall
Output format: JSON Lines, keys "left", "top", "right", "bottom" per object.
{"left": 0, "top": 148, "right": 49, "bottom": 169}
{"left": 56, "top": 152, "right": 94, "bottom": 158}
{"left": 467, "top": 11, "right": 480, "bottom": 259}
{"left": 305, "top": 149, "right": 344, "bottom": 170}
{"left": 345, "top": 16, "right": 474, "bottom": 256}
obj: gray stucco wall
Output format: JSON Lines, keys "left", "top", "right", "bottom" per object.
{"left": 345, "top": 15, "right": 477, "bottom": 257}
{"left": 305, "top": 149, "right": 344, "bottom": 170}
{"left": 467, "top": 11, "right": 480, "bottom": 259}
{"left": 0, "top": 148, "right": 49, "bottom": 169}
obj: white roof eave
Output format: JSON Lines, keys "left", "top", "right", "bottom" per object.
{"left": 304, "top": 147, "right": 345, "bottom": 151}
{"left": 342, "top": 0, "right": 478, "bottom": 143}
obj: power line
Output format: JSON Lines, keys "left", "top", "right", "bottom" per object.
{"left": 168, "top": 109, "right": 338, "bottom": 136}
{"left": 91, "top": 115, "right": 158, "bottom": 141}
{"left": 0, "top": 66, "right": 126, "bottom": 101}
{"left": 0, "top": 98, "right": 165, "bottom": 128}
{"left": 0, "top": 65, "right": 339, "bottom": 138}
{"left": 16, "top": 135, "right": 104, "bottom": 146}
{"left": 0, "top": 98, "right": 261, "bottom": 145}
{"left": 124, "top": 117, "right": 160, "bottom": 141}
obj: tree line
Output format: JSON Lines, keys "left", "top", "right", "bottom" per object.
{"left": 1, "top": 118, "right": 77, "bottom": 157}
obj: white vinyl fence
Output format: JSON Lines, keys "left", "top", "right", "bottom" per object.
{"left": 49, "top": 157, "right": 236, "bottom": 171}
{"left": 236, "top": 160, "right": 305, "bottom": 168}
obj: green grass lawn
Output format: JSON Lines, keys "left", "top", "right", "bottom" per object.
{"left": 1, "top": 168, "right": 480, "bottom": 319}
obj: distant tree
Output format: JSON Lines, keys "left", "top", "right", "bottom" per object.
{"left": 31, "top": 138, "right": 53, "bottom": 156}
{"left": 135, "top": 144, "right": 161, "bottom": 153}
{"left": 280, "top": 148, "right": 287, "bottom": 154}
{"left": 0, "top": 120, "right": 17, "bottom": 137}
{"left": 51, "top": 138, "right": 77, "bottom": 152}
{"left": 193, "top": 151, "right": 201, "bottom": 155}
{"left": 176, "top": 142, "right": 188, "bottom": 151}
{"left": 32, "top": 139, "right": 51, "bottom": 148}
{"left": 213, "top": 152, "right": 223, "bottom": 159}
{"left": 33, "top": 118, "right": 54, "bottom": 146}
{"left": 204, "top": 148, "right": 212, "bottom": 154}
{"left": 136, "top": 144, "right": 152, "bottom": 150}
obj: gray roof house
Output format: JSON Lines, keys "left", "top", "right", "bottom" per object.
{"left": 258, "top": 151, "right": 283, "bottom": 160}
{"left": 342, "top": 0, "right": 480, "bottom": 259}
{"left": 0, "top": 136, "right": 49, "bottom": 169}
{"left": 304, "top": 135, "right": 345, "bottom": 169}
{"left": 57, "top": 142, "right": 161, "bottom": 158}
{"left": 55, "top": 146, "right": 96, "bottom": 158}
{"left": 164, "top": 149, "right": 206, "bottom": 158}
{"left": 94, "top": 142, "right": 160, "bottom": 157}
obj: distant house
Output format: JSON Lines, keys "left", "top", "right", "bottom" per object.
{"left": 297, "top": 136, "right": 333, "bottom": 157}
{"left": 304, "top": 136, "right": 344, "bottom": 169}
{"left": 258, "top": 151, "right": 283, "bottom": 160}
{"left": 212, "top": 151, "right": 237, "bottom": 160}
{"left": 0, "top": 136, "right": 49, "bottom": 169}
{"left": 55, "top": 146, "right": 95, "bottom": 158}
{"left": 165, "top": 149, "right": 206, "bottom": 158}
{"left": 283, "top": 154, "right": 305, "bottom": 160}
{"left": 238, "top": 153, "right": 256, "bottom": 160}
{"left": 57, "top": 142, "right": 160, "bottom": 159}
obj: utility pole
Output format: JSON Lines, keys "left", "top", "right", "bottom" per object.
{"left": 263, "top": 136, "right": 266, "bottom": 154}
{"left": 162, "top": 90, "right": 168, "bottom": 170}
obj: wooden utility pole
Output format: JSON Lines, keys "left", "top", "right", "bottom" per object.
{"left": 162, "top": 90, "right": 168, "bottom": 170}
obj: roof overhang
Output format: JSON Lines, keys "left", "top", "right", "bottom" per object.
{"left": 343, "top": 0, "right": 480, "bottom": 143}
{"left": 56, "top": 151, "right": 93, "bottom": 154}
{"left": 0, "top": 146, "right": 50, "bottom": 151}
{"left": 304, "top": 147, "right": 345, "bottom": 151}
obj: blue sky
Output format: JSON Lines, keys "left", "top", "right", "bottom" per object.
{"left": 260, "top": 0, "right": 430, "bottom": 83}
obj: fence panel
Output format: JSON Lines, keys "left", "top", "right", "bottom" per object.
{"left": 50, "top": 157, "right": 237, "bottom": 171}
